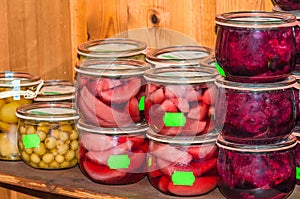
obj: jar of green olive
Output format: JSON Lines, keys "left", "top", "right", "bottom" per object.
{"left": 77, "top": 38, "right": 147, "bottom": 61}
{"left": 16, "top": 102, "right": 79, "bottom": 169}
{"left": 0, "top": 71, "right": 42, "bottom": 160}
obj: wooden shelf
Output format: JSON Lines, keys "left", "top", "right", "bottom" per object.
{"left": 0, "top": 161, "right": 299, "bottom": 199}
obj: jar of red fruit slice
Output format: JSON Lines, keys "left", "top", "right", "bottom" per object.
{"left": 146, "top": 45, "right": 213, "bottom": 68}
{"left": 272, "top": 0, "right": 300, "bottom": 11}
{"left": 215, "top": 75, "right": 296, "bottom": 144}
{"left": 75, "top": 59, "right": 150, "bottom": 128}
{"left": 143, "top": 66, "right": 218, "bottom": 137}
{"left": 273, "top": 6, "right": 300, "bottom": 73}
{"left": 77, "top": 38, "right": 147, "bottom": 61}
{"left": 77, "top": 119, "right": 149, "bottom": 185}
{"left": 293, "top": 131, "right": 300, "bottom": 185}
{"left": 215, "top": 11, "right": 297, "bottom": 83}
{"left": 217, "top": 134, "right": 297, "bottom": 199}
{"left": 147, "top": 129, "right": 218, "bottom": 197}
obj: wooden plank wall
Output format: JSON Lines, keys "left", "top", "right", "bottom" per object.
{"left": 0, "top": 0, "right": 273, "bottom": 82}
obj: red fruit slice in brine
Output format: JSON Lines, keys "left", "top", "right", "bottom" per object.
{"left": 167, "top": 176, "right": 217, "bottom": 196}
{"left": 81, "top": 133, "right": 114, "bottom": 152}
{"left": 151, "top": 143, "right": 192, "bottom": 164}
{"left": 187, "top": 103, "right": 209, "bottom": 121}
{"left": 82, "top": 160, "right": 126, "bottom": 184}
{"left": 100, "top": 78, "right": 141, "bottom": 104}
{"left": 158, "top": 175, "right": 171, "bottom": 193}
{"left": 148, "top": 87, "right": 165, "bottom": 104}
{"left": 187, "top": 144, "right": 218, "bottom": 160}
{"left": 202, "top": 85, "right": 217, "bottom": 105}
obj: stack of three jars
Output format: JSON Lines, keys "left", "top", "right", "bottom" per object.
{"left": 214, "top": 11, "right": 299, "bottom": 199}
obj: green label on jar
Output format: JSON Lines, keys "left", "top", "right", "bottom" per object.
{"left": 296, "top": 167, "right": 300, "bottom": 180}
{"left": 148, "top": 157, "right": 152, "bottom": 167}
{"left": 107, "top": 154, "right": 130, "bottom": 169}
{"left": 171, "top": 171, "right": 195, "bottom": 186}
{"left": 215, "top": 62, "right": 226, "bottom": 77}
{"left": 23, "top": 134, "right": 40, "bottom": 148}
{"left": 163, "top": 112, "right": 186, "bottom": 127}
{"left": 139, "top": 96, "right": 145, "bottom": 111}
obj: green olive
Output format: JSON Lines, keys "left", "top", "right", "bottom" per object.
{"left": 33, "top": 143, "right": 46, "bottom": 155}
{"left": 70, "top": 140, "right": 78, "bottom": 151}
{"left": 59, "top": 131, "right": 69, "bottom": 142}
{"left": 30, "top": 153, "right": 40, "bottom": 164}
{"left": 65, "top": 150, "right": 75, "bottom": 161}
{"left": 26, "top": 126, "right": 36, "bottom": 134}
{"left": 55, "top": 154, "right": 65, "bottom": 163}
{"left": 42, "top": 153, "right": 54, "bottom": 164}
{"left": 36, "top": 130, "right": 47, "bottom": 141}
{"left": 24, "top": 148, "right": 33, "bottom": 154}
{"left": 49, "top": 160, "right": 60, "bottom": 168}
{"left": 69, "top": 130, "right": 78, "bottom": 140}
{"left": 51, "top": 129, "right": 60, "bottom": 139}
{"left": 59, "top": 124, "right": 73, "bottom": 133}
{"left": 45, "top": 137, "right": 56, "bottom": 150}
{"left": 21, "top": 151, "right": 30, "bottom": 162}
{"left": 19, "top": 125, "right": 27, "bottom": 134}
{"left": 39, "top": 161, "right": 49, "bottom": 168}
{"left": 57, "top": 143, "right": 69, "bottom": 155}
{"left": 60, "top": 161, "right": 70, "bottom": 168}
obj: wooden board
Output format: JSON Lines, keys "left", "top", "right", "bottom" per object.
{"left": 0, "top": 161, "right": 299, "bottom": 199}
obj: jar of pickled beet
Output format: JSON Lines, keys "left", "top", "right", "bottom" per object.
{"left": 217, "top": 135, "right": 297, "bottom": 199}
{"left": 77, "top": 38, "right": 147, "bottom": 61}
{"left": 34, "top": 80, "right": 75, "bottom": 103}
{"left": 272, "top": 0, "right": 300, "bottom": 11}
{"left": 16, "top": 102, "right": 79, "bottom": 169}
{"left": 273, "top": 6, "right": 300, "bottom": 72}
{"left": 215, "top": 11, "right": 297, "bottom": 83}
{"left": 147, "top": 129, "right": 218, "bottom": 197}
{"left": 215, "top": 75, "right": 296, "bottom": 144}
{"left": 0, "top": 72, "right": 43, "bottom": 160}
{"left": 77, "top": 119, "right": 149, "bottom": 185}
{"left": 143, "top": 66, "right": 218, "bottom": 137}
{"left": 75, "top": 59, "right": 150, "bottom": 128}
{"left": 146, "top": 45, "right": 213, "bottom": 68}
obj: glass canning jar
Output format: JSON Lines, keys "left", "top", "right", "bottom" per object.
{"left": 217, "top": 135, "right": 297, "bottom": 199}
{"left": 292, "top": 73, "right": 300, "bottom": 126}
{"left": 272, "top": 0, "right": 300, "bottom": 11}
{"left": 0, "top": 72, "right": 42, "bottom": 160}
{"left": 215, "top": 11, "right": 297, "bottom": 83}
{"left": 147, "top": 129, "right": 218, "bottom": 197}
{"left": 215, "top": 75, "right": 296, "bottom": 144}
{"left": 146, "top": 45, "right": 213, "bottom": 68}
{"left": 75, "top": 59, "right": 150, "bottom": 128}
{"left": 273, "top": 6, "right": 300, "bottom": 72}
{"left": 77, "top": 119, "right": 149, "bottom": 185}
{"left": 34, "top": 80, "right": 75, "bottom": 103}
{"left": 16, "top": 102, "right": 79, "bottom": 169}
{"left": 143, "top": 66, "right": 218, "bottom": 137}
{"left": 77, "top": 38, "right": 147, "bottom": 61}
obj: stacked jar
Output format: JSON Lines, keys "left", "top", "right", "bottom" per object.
{"left": 0, "top": 71, "right": 43, "bottom": 161}
{"left": 143, "top": 65, "right": 219, "bottom": 197}
{"left": 214, "top": 11, "right": 299, "bottom": 198}
{"left": 75, "top": 38, "right": 151, "bottom": 185}
{"left": 146, "top": 45, "right": 213, "bottom": 68}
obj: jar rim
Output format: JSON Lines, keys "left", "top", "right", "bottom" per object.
{"left": 214, "top": 75, "right": 296, "bottom": 91}
{"left": 75, "top": 59, "right": 151, "bottom": 77}
{"left": 77, "top": 38, "right": 147, "bottom": 58}
{"left": 0, "top": 72, "right": 42, "bottom": 87}
{"left": 76, "top": 118, "right": 149, "bottom": 135}
{"left": 143, "top": 65, "right": 218, "bottom": 84}
{"left": 34, "top": 80, "right": 75, "bottom": 102}
{"left": 215, "top": 11, "right": 298, "bottom": 28}
{"left": 16, "top": 102, "right": 79, "bottom": 121}
{"left": 216, "top": 135, "right": 297, "bottom": 152}
{"left": 146, "top": 45, "right": 213, "bottom": 65}
{"left": 146, "top": 128, "right": 218, "bottom": 145}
